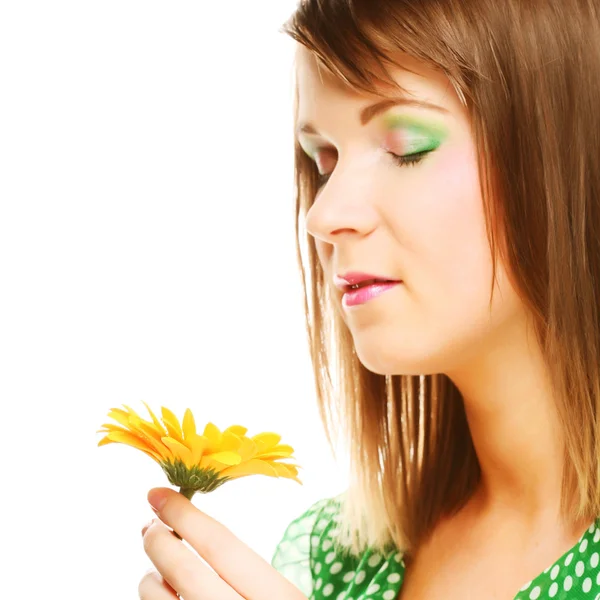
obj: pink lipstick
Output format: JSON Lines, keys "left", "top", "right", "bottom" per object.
{"left": 333, "top": 272, "right": 402, "bottom": 308}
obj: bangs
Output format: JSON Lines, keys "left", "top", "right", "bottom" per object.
{"left": 282, "top": 0, "right": 472, "bottom": 102}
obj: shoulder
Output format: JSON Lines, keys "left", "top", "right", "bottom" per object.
{"left": 271, "top": 495, "right": 341, "bottom": 570}
{"left": 271, "top": 496, "right": 342, "bottom": 596}
{"left": 274, "top": 494, "right": 407, "bottom": 599}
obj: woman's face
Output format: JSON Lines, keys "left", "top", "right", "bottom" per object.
{"left": 296, "top": 47, "right": 526, "bottom": 376}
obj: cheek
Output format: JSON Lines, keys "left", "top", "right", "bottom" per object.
{"left": 437, "top": 153, "right": 489, "bottom": 288}
{"left": 315, "top": 241, "right": 331, "bottom": 271}
{"left": 403, "top": 144, "right": 494, "bottom": 305}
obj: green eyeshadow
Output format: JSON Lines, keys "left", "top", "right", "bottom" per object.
{"left": 382, "top": 113, "right": 448, "bottom": 152}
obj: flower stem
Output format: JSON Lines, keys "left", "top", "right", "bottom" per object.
{"left": 179, "top": 488, "right": 196, "bottom": 501}
{"left": 172, "top": 488, "right": 196, "bottom": 540}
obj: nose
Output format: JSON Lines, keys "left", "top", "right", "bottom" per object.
{"left": 304, "top": 166, "right": 379, "bottom": 245}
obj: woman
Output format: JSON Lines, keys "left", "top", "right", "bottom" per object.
{"left": 271, "top": 0, "right": 600, "bottom": 597}
{"left": 137, "top": 0, "right": 600, "bottom": 598}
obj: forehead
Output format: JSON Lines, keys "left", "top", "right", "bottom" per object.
{"left": 295, "top": 45, "right": 461, "bottom": 118}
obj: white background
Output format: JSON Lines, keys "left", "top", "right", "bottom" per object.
{"left": 0, "top": 2, "right": 348, "bottom": 598}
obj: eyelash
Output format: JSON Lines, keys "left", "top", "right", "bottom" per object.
{"left": 316, "top": 150, "right": 430, "bottom": 188}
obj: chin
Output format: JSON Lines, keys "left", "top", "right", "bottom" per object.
{"left": 354, "top": 345, "right": 426, "bottom": 377}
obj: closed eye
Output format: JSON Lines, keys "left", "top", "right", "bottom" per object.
{"left": 316, "top": 149, "right": 432, "bottom": 188}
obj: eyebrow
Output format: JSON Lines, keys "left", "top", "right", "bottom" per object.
{"left": 296, "top": 97, "right": 449, "bottom": 137}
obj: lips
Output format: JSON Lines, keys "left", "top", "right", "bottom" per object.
{"left": 333, "top": 272, "right": 401, "bottom": 292}
{"left": 342, "top": 280, "right": 402, "bottom": 307}
{"left": 345, "top": 278, "right": 394, "bottom": 290}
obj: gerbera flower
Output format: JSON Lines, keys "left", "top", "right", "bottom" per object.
{"left": 97, "top": 402, "right": 302, "bottom": 501}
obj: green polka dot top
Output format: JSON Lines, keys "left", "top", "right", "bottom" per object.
{"left": 271, "top": 496, "right": 600, "bottom": 600}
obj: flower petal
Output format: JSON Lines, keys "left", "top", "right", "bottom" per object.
{"left": 224, "top": 425, "right": 248, "bottom": 437}
{"left": 182, "top": 408, "right": 196, "bottom": 441}
{"left": 161, "top": 436, "right": 194, "bottom": 467}
{"left": 133, "top": 419, "right": 163, "bottom": 442}
{"left": 251, "top": 432, "right": 282, "bottom": 451}
{"left": 199, "top": 456, "right": 227, "bottom": 473}
{"left": 121, "top": 404, "right": 144, "bottom": 421}
{"left": 129, "top": 421, "right": 170, "bottom": 459}
{"left": 220, "top": 459, "right": 278, "bottom": 479}
{"left": 219, "top": 431, "right": 243, "bottom": 453}
{"left": 256, "top": 444, "right": 295, "bottom": 460}
{"left": 104, "top": 431, "right": 163, "bottom": 462}
{"left": 189, "top": 433, "right": 208, "bottom": 464}
{"left": 206, "top": 451, "right": 242, "bottom": 466}
{"left": 270, "top": 461, "right": 301, "bottom": 479}
{"left": 258, "top": 453, "right": 297, "bottom": 461}
{"left": 97, "top": 423, "right": 131, "bottom": 435}
{"left": 236, "top": 437, "right": 258, "bottom": 461}
{"left": 202, "top": 422, "right": 222, "bottom": 450}
{"left": 122, "top": 416, "right": 171, "bottom": 460}
{"left": 142, "top": 401, "right": 167, "bottom": 436}
{"left": 107, "top": 408, "right": 133, "bottom": 430}
{"left": 161, "top": 407, "right": 184, "bottom": 443}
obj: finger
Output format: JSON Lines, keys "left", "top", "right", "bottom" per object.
{"left": 143, "top": 519, "right": 243, "bottom": 600}
{"left": 148, "top": 488, "right": 307, "bottom": 600}
{"left": 138, "top": 569, "right": 179, "bottom": 600}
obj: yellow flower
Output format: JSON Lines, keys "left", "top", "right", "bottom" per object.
{"left": 97, "top": 402, "right": 302, "bottom": 499}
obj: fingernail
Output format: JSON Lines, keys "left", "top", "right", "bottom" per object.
{"left": 148, "top": 489, "right": 167, "bottom": 512}
{"left": 141, "top": 519, "right": 155, "bottom": 536}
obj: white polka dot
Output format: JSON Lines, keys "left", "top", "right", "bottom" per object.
{"left": 597, "top": 570, "right": 600, "bottom": 585}
{"left": 529, "top": 586, "right": 541, "bottom": 599}
{"left": 323, "top": 583, "right": 334, "bottom": 597}
{"left": 316, "top": 519, "right": 329, "bottom": 531}
{"left": 565, "top": 552, "right": 574, "bottom": 566}
{"left": 322, "top": 539, "right": 333, "bottom": 551}
{"left": 387, "top": 572, "right": 401, "bottom": 584}
{"left": 368, "top": 553, "right": 382, "bottom": 568}
{"left": 519, "top": 580, "right": 532, "bottom": 591}
{"left": 589, "top": 524, "right": 596, "bottom": 534}
{"left": 342, "top": 571, "right": 355, "bottom": 583}
{"left": 383, "top": 592, "right": 396, "bottom": 600}
{"left": 564, "top": 575, "right": 573, "bottom": 591}
{"left": 380, "top": 560, "right": 389, "bottom": 570}
{"left": 315, "top": 578, "right": 323, "bottom": 590}
{"left": 314, "top": 562, "right": 322, "bottom": 574}
{"left": 366, "top": 583, "right": 380, "bottom": 595}
{"left": 330, "top": 528, "right": 341, "bottom": 538}
{"left": 311, "top": 536, "right": 320, "bottom": 548}
{"left": 355, "top": 570, "right": 366, "bottom": 584}
{"left": 330, "top": 561, "right": 343, "bottom": 575}
{"left": 394, "top": 552, "right": 402, "bottom": 563}
{"left": 580, "top": 539, "right": 589, "bottom": 553}
{"left": 325, "top": 551, "right": 336, "bottom": 565}
{"left": 550, "top": 564, "right": 560, "bottom": 580}
{"left": 583, "top": 577, "right": 592, "bottom": 593}
{"left": 336, "top": 593, "right": 346, "bottom": 600}
{"left": 594, "top": 529, "right": 600, "bottom": 544}
{"left": 591, "top": 552, "right": 599, "bottom": 568}
{"left": 576, "top": 560, "right": 585, "bottom": 577}
{"left": 548, "top": 582, "right": 558, "bottom": 598}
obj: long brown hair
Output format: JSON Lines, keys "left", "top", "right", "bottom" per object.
{"left": 281, "top": 0, "right": 600, "bottom": 559}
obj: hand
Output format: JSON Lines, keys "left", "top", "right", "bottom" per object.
{"left": 138, "top": 487, "right": 309, "bottom": 600}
